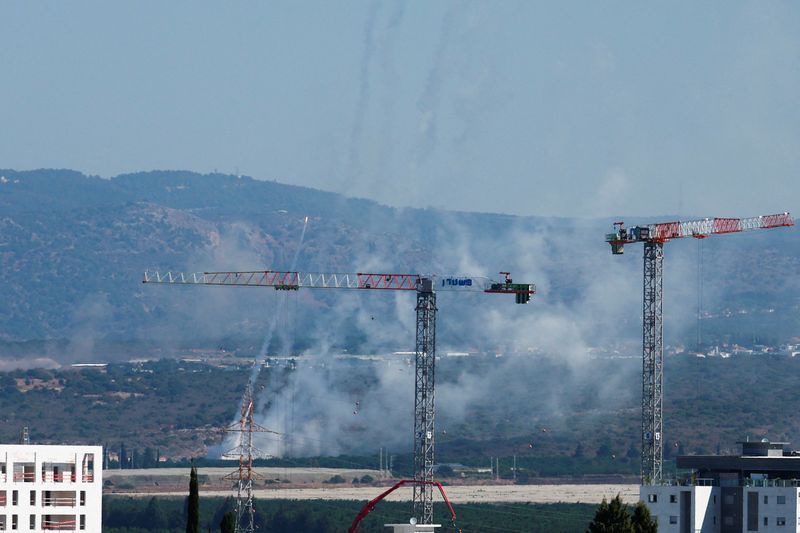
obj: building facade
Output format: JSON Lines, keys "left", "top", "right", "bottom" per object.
{"left": 642, "top": 440, "right": 800, "bottom": 532}
{"left": 0, "top": 445, "right": 102, "bottom": 531}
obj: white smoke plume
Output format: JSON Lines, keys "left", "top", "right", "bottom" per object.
{"left": 239, "top": 215, "right": 652, "bottom": 458}
{"left": 188, "top": 208, "right": 752, "bottom": 460}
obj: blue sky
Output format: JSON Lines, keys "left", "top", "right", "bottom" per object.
{"left": 1, "top": 1, "right": 798, "bottom": 217}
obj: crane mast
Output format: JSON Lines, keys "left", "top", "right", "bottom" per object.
{"left": 413, "top": 279, "right": 437, "bottom": 523}
{"left": 144, "top": 268, "right": 533, "bottom": 524}
{"left": 642, "top": 242, "right": 664, "bottom": 482}
{"left": 606, "top": 212, "right": 793, "bottom": 484}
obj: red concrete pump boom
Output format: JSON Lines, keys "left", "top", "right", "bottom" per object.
{"left": 348, "top": 479, "right": 461, "bottom": 533}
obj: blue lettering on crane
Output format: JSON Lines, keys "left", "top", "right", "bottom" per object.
{"left": 442, "top": 278, "right": 473, "bottom": 287}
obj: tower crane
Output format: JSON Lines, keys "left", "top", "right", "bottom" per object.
{"left": 143, "top": 269, "right": 534, "bottom": 524}
{"left": 605, "top": 212, "right": 794, "bottom": 484}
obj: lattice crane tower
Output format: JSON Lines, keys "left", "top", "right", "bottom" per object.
{"left": 606, "top": 212, "right": 793, "bottom": 484}
{"left": 144, "top": 269, "right": 534, "bottom": 524}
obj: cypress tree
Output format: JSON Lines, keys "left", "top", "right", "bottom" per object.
{"left": 586, "top": 494, "right": 633, "bottom": 533}
{"left": 145, "top": 497, "right": 167, "bottom": 529}
{"left": 186, "top": 465, "right": 199, "bottom": 533}
{"left": 631, "top": 501, "right": 658, "bottom": 533}
{"left": 220, "top": 511, "right": 236, "bottom": 533}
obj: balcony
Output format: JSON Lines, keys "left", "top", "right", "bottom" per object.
{"left": 42, "top": 516, "right": 77, "bottom": 531}
{"left": 41, "top": 462, "right": 78, "bottom": 484}
{"left": 42, "top": 472, "right": 77, "bottom": 483}
{"left": 744, "top": 478, "right": 800, "bottom": 488}
{"left": 44, "top": 491, "right": 77, "bottom": 507}
{"left": 80, "top": 453, "right": 95, "bottom": 485}
{"left": 658, "top": 477, "right": 717, "bottom": 487}
{"left": 660, "top": 477, "right": 800, "bottom": 488}
{"left": 13, "top": 471, "right": 36, "bottom": 482}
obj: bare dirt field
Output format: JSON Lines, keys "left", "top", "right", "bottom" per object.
{"left": 108, "top": 468, "right": 639, "bottom": 504}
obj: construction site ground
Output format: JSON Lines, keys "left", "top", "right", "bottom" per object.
{"left": 105, "top": 468, "right": 639, "bottom": 504}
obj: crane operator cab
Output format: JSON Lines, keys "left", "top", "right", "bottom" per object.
{"left": 607, "top": 222, "right": 652, "bottom": 254}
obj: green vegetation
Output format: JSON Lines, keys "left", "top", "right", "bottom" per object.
{"left": 220, "top": 511, "right": 235, "bottom": 533}
{"left": 0, "top": 168, "right": 798, "bottom": 345}
{"left": 3, "top": 353, "right": 800, "bottom": 473}
{"left": 587, "top": 495, "right": 657, "bottom": 533}
{"left": 631, "top": 502, "right": 658, "bottom": 533}
{"left": 186, "top": 466, "right": 199, "bottom": 533}
{"left": 0, "top": 359, "right": 250, "bottom": 458}
{"left": 103, "top": 496, "right": 596, "bottom": 533}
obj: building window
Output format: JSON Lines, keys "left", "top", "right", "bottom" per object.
{"left": 669, "top": 516, "right": 678, "bottom": 524}
{"left": 670, "top": 494, "right": 677, "bottom": 503}
{"left": 724, "top": 516, "right": 733, "bottom": 526}
{"left": 29, "top": 491, "right": 35, "bottom": 506}
{"left": 777, "top": 495, "right": 786, "bottom": 504}
{"left": 11, "top": 491, "right": 17, "bottom": 506}
{"left": 11, "top": 515, "right": 17, "bottom": 530}
{"left": 725, "top": 494, "right": 735, "bottom": 505}
{"left": 764, "top": 516, "right": 769, "bottom": 526}
{"left": 647, "top": 494, "right": 657, "bottom": 503}
{"left": 764, "top": 495, "right": 769, "bottom": 504}
{"left": 80, "top": 490, "right": 86, "bottom": 506}
{"left": 713, "top": 495, "right": 717, "bottom": 503}
{"left": 82, "top": 453, "right": 95, "bottom": 483}
{"left": 28, "top": 516, "right": 34, "bottom": 530}
{"left": 777, "top": 517, "right": 786, "bottom": 526}
{"left": 80, "top": 514, "right": 86, "bottom": 530}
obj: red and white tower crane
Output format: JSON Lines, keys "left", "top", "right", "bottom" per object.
{"left": 143, "top": 269, "right": 534, "bottom": 525}
{"left": 606, "top": 212, "right": 794, "bottom": 484}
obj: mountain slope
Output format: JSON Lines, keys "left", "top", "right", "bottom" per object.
{"left": 0, "top": 168, "right": 798, "bottom": 353}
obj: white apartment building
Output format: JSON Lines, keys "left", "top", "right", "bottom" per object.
{"left": 642, "top": 440, "right": 800, "bottom": 532}
{"left": 0, "top": 445, "right": 102, "bottom": 531}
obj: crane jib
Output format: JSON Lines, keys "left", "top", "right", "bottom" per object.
{"left": 142, "top": 270, "right": 535, "bottom": 303}
{"left": 605, "top": 212, "right": 793, "bottom": 253}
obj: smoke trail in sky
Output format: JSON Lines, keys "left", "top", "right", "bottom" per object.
{"left": 413, "top": 5, "right": 457, "bottom": 170}
{"left": 247, "top": 215, "right": 309, "bottom": 386}
{"left": 215, "top": 216, "right": 310, "bottom": 457}
{"left": 346, "top": 2, "right": 380, "bottom": 186}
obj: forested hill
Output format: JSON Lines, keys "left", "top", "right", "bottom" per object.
{"left": 0, "top": 168, "right": 798, "bottom": 354}
{"left": 0, "top": 168, "right": 537, "bottom": 347}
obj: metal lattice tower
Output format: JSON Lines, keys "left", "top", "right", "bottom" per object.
{"left": 641, "top": 242, "right": 664, "bottom": 484}
{"left": 223, "top": 383, "right": 279, "bottom": 533}
{"left": 142, "top": 268, "right": 533, "bottom": 522}
{"left": 606, "top": 212, "right": 793, "bottom": 484}
{"left": 412, "top": 278, "right": 437, "bottom": 524}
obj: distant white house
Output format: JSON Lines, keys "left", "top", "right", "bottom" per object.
{"left": 0, "top": 444, "right": 102, "bottom": 531}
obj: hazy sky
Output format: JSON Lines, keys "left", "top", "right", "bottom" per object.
{"left": 1, "top": 1, "right": 798, "bottom": 217}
